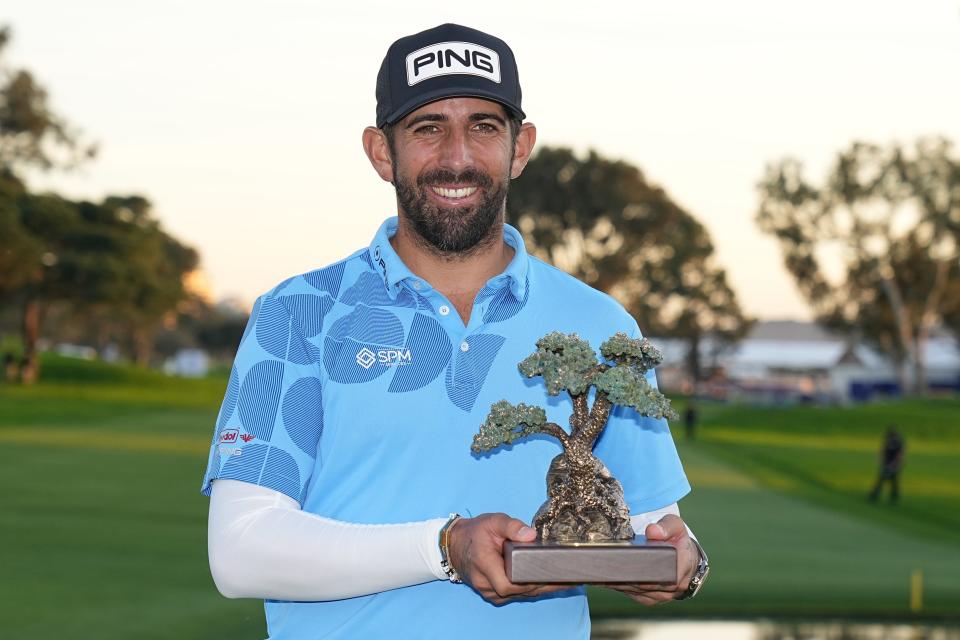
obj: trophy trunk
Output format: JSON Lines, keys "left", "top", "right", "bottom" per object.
{"left": 533, "top": 451, "right": 635, "bottom": 543}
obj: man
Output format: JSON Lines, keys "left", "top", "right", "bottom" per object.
{"left": 202, "top": 23, "right": 707, "bottom": 639}
{"left": 869, "top": 425, "right": 905, "bottom": 504}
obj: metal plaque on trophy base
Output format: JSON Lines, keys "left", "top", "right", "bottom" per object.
{"left": 505, "top": 537, "right": 677, "bottom": 584}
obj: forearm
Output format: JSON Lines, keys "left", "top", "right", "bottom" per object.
{"left": 207, "top": 479, "right": 448, "bottom": 601}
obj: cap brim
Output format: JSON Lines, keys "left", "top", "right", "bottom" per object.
{"left": 380, "top": 86, "right": 525, "bottom": 128}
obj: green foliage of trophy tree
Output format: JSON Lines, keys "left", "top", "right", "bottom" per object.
{"left": 472, "top": 331, "right": 677, "bottom": 543}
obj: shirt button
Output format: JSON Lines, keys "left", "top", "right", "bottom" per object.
{"left": 439, "top": 305, "right": 450, "bottom": 316}
{"left": 412, "top": 282, "right": 422, "bottom": 290}
{"left": 460, "top": 341, "right": 470, "bottom": 352}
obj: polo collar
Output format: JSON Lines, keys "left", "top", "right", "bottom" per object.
{"left": 366, "top": 217, "right": 529, "bottom": 300}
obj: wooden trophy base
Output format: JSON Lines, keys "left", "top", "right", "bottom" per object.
{"left": 504, "top": 536, "right": 677, "bottom": 584}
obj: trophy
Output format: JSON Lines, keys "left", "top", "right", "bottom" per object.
{"left": 472, "top": 332, "right": 679, "bottom": 584}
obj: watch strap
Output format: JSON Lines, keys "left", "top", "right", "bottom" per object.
{"left": 677, "top": 537, "right": 709, "bottom": 600}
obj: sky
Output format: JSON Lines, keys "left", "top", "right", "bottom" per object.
{"left": 4, "top": 0, "right": 960, "bottom": 319}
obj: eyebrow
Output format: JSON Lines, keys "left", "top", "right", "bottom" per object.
{"left": 469, "top": 112, "right": 507, "bottom": 126}
{"left": 404, "top": 113, "right": 446, "bottom": 129}
{"left": 403, "top": 111, "right": 508, "bottom": 129}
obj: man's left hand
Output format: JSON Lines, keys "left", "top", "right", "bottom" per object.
{"left": 602, "top": 514, "right": 698, "bottom": 605}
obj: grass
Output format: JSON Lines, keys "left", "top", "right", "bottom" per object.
{"left": 1, "top": 355, "right": 958, "bottom": 638}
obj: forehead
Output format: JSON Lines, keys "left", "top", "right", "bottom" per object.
{"left": 399, "top": 97, "right": 508, "bottom": 124}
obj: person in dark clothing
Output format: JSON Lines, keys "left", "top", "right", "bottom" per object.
{"left": 869, "top": 425, "right": 905, "bottom": 503}
{"left": 684, "top": 403, "right": 698, "bottom": 441}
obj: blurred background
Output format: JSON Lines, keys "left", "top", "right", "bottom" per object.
{"left": 1, "top": 1, "right": 958, "bottom": 638}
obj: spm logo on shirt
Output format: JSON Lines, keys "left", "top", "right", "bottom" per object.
{"left": 356, "top": 346, "right": 412, "bottom": 369}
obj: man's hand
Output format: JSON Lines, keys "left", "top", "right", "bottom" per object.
{"left": 602, "top": 514, "right": 698, "bottom": 605}
{"left": 448, "top": 513, "right": 571, "bottom": 605}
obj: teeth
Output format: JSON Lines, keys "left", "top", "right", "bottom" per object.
{"left": 432, "top": 186, "right": 477, "bottom": 199}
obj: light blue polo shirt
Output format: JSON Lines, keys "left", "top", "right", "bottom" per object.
{"left": 201, "top": 217, "right": 690, "bottom": 640}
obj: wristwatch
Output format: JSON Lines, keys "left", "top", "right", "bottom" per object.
{"left": 677, "top": 538, "right": 709, "bottom": 600}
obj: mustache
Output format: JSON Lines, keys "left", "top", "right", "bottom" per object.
{"left": 417, "top": 168, "right": 493, "bottom": 189}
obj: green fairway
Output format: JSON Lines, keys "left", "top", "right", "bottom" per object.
{"left": 1, "top": 356, "right": 958, "bottom": 637}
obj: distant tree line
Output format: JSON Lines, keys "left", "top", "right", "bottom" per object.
{"left": 510, "top": 147, "right": 753, "bottom": 386}
{"left": 0, "top": 25, "right": 238, "bottom": 383}
{"left": 757, "top": 138, "right": 960, "bottom": 395}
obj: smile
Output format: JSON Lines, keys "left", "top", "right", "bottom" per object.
{"left": 430, "top": 186, "right": 478, "bottom": 199}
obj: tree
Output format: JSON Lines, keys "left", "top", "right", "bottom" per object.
{"left": 757, "top": 138, "right": 960, "bottom": 394}
{"left": 0, "top": 25, "right": 96, "bottom": 173}
{"left": 508, "top": 147, "right": 751, "bottom": 385}
{"left": 472, "top": 332, "right": 676, "bottom": 542}
{"left": 2, "top": 191, "right": 198, "bottom": 380}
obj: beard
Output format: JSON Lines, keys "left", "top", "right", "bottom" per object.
{"left": 394, "top": 166, "right": 509, "bottom": 256}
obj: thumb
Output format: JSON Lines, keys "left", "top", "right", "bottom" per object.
{"left": 645, "top": 522, "right": 668, "bottom": 540}
{"left": 646, "top": 514, "right": 683, "bottom": 541}
{"left": 507, "top": 519, "right": 537, "bottom": 542}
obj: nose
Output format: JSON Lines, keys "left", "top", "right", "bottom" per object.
{"left": 437, "top": 127, "right": 474, "bottom": 174}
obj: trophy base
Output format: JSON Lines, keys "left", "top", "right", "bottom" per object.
{"left": 504, "top": 536, "right": 677, "bottom": 584}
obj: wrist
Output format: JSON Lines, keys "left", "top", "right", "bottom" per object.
{"left": 438, "top": 513, "right": 463, "bottom": 583}
{"left": 676, "top": 537, "right": 709, "bottom": 600}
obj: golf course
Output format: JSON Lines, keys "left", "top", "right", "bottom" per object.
{"left": 1, "top": 355, "right": 958, "bottom": 638}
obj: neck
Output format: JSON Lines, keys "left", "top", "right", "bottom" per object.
{"left": 390, "top": 215, "right": 515, "bottom": 302}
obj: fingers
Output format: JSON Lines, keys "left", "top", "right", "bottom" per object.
{"left": 450, "top": 513, "right": 567, "bottom": 604}
{"left": 609, "top": 583, "right": 681, "bottom": 606}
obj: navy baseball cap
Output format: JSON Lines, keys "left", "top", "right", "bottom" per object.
{"left": 375, "top": 23, "right": 525, "bottom": 128}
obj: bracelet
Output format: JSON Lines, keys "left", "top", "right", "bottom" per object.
{"left": 438, "top": 513, "right": 463, "bottom": 583}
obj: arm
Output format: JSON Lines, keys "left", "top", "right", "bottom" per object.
{"left": 208, "top": 480, "right": 562, "bottom": 603}
{"left": 208, "top": 479, "right": 449, "bottom": 600}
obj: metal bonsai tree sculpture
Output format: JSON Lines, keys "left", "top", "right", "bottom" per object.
{"left": 472, "top": 332, "right": 677, "bottom": 543}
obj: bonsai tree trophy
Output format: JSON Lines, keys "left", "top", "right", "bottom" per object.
{"left": 472, "top": 331, "right": 679, "bottom": 583}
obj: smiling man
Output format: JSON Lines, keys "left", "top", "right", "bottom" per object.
{"left": 202, "top": 23, "right": 707, "bottom": 639}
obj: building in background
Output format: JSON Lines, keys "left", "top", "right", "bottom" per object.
{"left": 653, "top": 321, "right": 960, "bottom": 403}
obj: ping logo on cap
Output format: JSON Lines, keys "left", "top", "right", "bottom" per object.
{"left": 405, "top": 41, "right": 501, "bottom": 86}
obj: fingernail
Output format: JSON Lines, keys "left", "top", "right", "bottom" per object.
{"left": 518, "top": 526, "right": 535, "bottom": 536}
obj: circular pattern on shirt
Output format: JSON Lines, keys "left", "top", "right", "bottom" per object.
{"left": 282, "top": 376, "right": 324, "bottom": 457}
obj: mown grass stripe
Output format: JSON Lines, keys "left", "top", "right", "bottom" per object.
{"left": 702, "top": 428, "right": 960, "bottom": 454}
{"left": 0, "top": 427, "right": 209, "bottom": 455}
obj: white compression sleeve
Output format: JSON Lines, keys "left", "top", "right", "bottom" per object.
{"left": 208, "top": 479, "right": 692, "bottom": 601}
{"left": 207, "top": 479, "right": 449, "bottom": 601}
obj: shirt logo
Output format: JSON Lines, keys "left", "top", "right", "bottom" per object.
{"left": 240, "top": 433, "right": 255, "bottom": 443}
{"left": 219, "top": 428, "right": 239, "bottom": 444}
{"left": 405, "top": 41, "right": 501, "bottom": 86}
{"left": 356, "top": 346, "right": 413, "bottom": 369}
{"left": 356, "top": 347, "right": 377, "bottom": 369}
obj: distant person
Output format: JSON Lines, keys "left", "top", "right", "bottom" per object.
{"left": 869, "top": 425, "right": 905, "bottom": 504}
{"left": 684, "top": 402, "right": 698, "bottom": 441}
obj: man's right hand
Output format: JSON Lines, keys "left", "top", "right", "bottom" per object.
{"left": 447, "top": 513, "right": 572, "bottom": 605}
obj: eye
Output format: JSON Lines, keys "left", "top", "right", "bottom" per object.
{"left": 473, "top": 122, "right": 498, "bottom": 134}
{"left": 414, "top": 124, "right": 441, "bottom": 135}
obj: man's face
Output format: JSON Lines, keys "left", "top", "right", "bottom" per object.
{"left": 389, "top": 98, "right": 516, "bottom": 254}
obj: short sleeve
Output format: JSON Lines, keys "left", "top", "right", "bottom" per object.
{"left": 200, "top": 294, "right": 325, "bottom": 504}
{"left": 592, "top": 320, "right": 690, "bottom": 513}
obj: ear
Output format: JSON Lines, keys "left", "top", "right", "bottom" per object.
{"left": 509, "top": 122, "right": 537, "bottom": 179}
{"left": 362, "top": 126, "right": 394, "bottom": 183}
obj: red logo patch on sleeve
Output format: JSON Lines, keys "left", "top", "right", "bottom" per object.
{"left": 240, "top": 434, "right": 255, "bottom": 443}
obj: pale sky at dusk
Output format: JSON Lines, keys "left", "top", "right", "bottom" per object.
{"left": 5, "top": 0, "right": 960, "bottom": 319}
